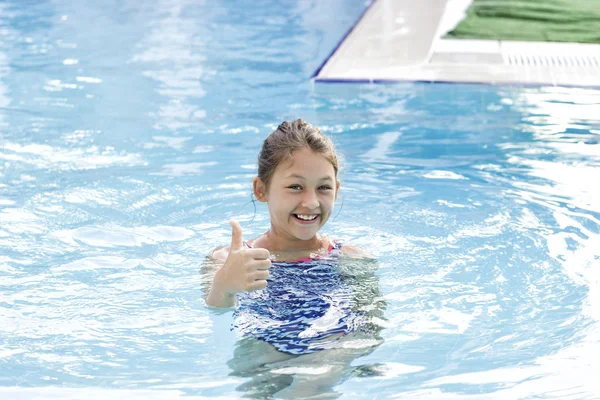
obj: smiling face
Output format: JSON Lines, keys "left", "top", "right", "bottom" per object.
{"left": 254, "top": 147, "right": 340, "bottom": 247}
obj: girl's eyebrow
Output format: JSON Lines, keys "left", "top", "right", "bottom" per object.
{"left": 285, "top": 173, "right": 333, "bottom": 182}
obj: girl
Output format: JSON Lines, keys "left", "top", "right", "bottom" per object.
{"left": 203, "top": 119, "right": 385, "bottom": 398}
{"left": 207, "top": 119, "right": 366, "bottom": 309}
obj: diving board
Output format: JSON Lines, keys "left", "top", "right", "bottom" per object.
{"left": 313, "top": 0, "right": 600, "bottom": 87}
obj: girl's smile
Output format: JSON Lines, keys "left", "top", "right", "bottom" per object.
{"left": 292, "top": 213, "right": 320, "bottom": 223}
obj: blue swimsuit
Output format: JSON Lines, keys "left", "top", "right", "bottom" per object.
{"left": 232, "top": 242, "right": 361, "bottom": 355}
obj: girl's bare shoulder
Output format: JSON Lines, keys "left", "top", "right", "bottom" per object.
{"left": 210, "top": 246, "right": 230, "bottom": 261}
{"left": 338, "top": 242, "right": 373, "bottom": 258}
{"left": 210, "top": 238, "right": 258, "bottom": 261}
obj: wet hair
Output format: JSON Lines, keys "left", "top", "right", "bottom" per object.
{"left": 257, "top": 119, "right": 339, "bottom": 190}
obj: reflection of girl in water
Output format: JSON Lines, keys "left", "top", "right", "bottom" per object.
{"left": 203, "top": 119, "right": 386, "bottom": 397}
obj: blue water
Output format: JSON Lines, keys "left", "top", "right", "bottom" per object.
{"left": 1, "top": 0, "right": 600, "bottom": 399}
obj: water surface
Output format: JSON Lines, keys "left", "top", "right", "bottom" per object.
{"left": 1, "top": 0, "right": 600, "bottom": 398}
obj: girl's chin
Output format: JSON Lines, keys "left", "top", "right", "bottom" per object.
{"left": 290, "top": 224, "right": 321, "bottom": 241}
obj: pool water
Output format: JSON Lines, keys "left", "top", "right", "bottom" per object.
{"left": 1, "top": 0, "right": 600, "bottom": 399}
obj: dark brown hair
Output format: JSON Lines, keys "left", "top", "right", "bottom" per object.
{"left": 257, "top": 119, "right": 339, "bottom": 189}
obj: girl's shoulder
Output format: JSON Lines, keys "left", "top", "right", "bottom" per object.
{"left": 327, "top": 238, "right": 372, "bottom": 258}
{"left": 210, "top": 245, "right": 234, "bottom": 261}
{"left": 210, "top": 239, "right": 258, "bottom": 261}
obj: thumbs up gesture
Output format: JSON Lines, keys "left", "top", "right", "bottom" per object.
{"left": 207, "top": 220, "right": 272, "bottom": 307}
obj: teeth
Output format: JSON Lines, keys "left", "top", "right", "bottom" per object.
{"left": 296, "top": 214, "right": 318, "bottom": 221}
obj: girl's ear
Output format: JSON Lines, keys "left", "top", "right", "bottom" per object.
{"left": 334, "top": 179, "right": 341, "bottom": 201}
{"left": 253, "top": 177, "right": 268, "bottom": 202}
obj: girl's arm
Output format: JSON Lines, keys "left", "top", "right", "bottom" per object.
{"left": 199, "top": 248, "right": 237, "bottom": 308}
{"left": 201, "top": 220, "right": 272, "bottom": 308}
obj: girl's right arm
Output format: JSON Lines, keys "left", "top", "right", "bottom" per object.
{"left": 205, "top": 220, "right": 272, "bottom": 308}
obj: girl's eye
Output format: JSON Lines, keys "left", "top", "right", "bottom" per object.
{"left": 288, "top": 185, "right": 302, "bottom": 190}
{"left": 319, "top": 186, "right": 332, "bottom": 190}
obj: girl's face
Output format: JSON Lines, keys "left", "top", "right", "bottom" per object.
{"left": 255, "top": 148, "right": 340, "bottom": 244}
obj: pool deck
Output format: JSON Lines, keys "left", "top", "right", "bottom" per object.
{"left": 314, "top": 0, "right": 600, "bottom": 87}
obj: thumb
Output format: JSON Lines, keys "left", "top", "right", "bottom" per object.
{"left": 229, "top": 220, "right": 243, "bottom": 250}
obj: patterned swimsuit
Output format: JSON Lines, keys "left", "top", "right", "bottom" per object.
{"left": 232, "top": 242, "right": 360, "bottom": 355}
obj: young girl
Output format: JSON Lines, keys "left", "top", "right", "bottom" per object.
{"left": 207, "top": 119, "right": 365, "bottom": 309}
{"left": 204, "top": 119, "right": 384, "bottom": 397}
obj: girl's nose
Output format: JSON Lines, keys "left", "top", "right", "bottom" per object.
{"left": 301, "top": 191, "right": 319, "bottom": 209}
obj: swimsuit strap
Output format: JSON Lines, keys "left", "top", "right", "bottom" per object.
{"left": 329, "top": 240, "right": 343, "bottom": 251}
{"left": 328, "top": 240, "right": 342, "bottom": 257}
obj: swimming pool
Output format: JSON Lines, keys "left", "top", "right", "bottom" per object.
{"left": 1, "top": 0, "right": 599, "bottom": 399}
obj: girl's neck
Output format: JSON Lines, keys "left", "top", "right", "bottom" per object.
{"left": 254, "top": 228, "right": 325, "bottom": 252}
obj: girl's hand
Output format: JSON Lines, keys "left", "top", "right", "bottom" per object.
{"left": 206, "top": 220, "right": 271, "bottom": 307}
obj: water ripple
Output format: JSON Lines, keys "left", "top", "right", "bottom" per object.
{"left": 54, "top": 225, "right": 195, "bottom": 248}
